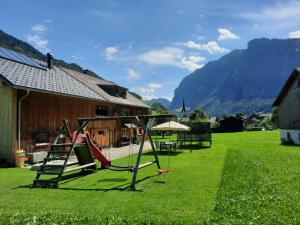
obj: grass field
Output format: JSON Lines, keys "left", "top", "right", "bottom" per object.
{"left": 0, "top": 131, "right": 299, "bottom": 224}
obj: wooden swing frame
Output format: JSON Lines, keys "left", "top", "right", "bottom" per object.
{"left": 77, "top": 114, "right": 174, "bottom": 191}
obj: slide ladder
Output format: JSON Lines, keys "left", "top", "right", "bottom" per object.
{"left": 33, "top": 121, "right": 97, "bottom": 188}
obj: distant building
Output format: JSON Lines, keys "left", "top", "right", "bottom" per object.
{"left": 178, "top": 117, "right": 190, "bottom": 124}
{"left": 273, "top": 68, "right": 300, "bottom": 145}
{"left": 219, "top": 116, "right": 244, "bottom": 132}
{"left": 208, "top": 117, "right": 217, "bottom": 124}
{"left": 246, "top": 113, "right": 261, "bottom": 124}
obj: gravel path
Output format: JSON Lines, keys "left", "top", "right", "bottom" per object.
{"left": 30, "top": 141, "right": 152, "bottom": 170}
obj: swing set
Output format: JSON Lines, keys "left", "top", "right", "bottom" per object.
{"left": 33, "top": 114, "right": 174, "bottom": 191}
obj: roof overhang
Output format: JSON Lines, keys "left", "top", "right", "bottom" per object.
{"left": 0, "top": 74, "right": 13, "bottom": 87}
{"left": 273, "top": 68, "right": 300, "bottom": 107}
{"left": 11, "top": 85, "right": 109, "bottom": 102}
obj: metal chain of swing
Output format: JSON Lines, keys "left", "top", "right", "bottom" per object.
{"left": 102, "top": 119, "right": 136, "bottom": 170}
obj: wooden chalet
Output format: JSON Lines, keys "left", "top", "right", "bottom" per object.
{"left": 273, "top": 68, "right": 300, "bottom": 145}
{"left": 0, "top": 47, "right": 150, "bottom": 166}
{"left": 219, "top": 116, "right": 244, "bottom": 132}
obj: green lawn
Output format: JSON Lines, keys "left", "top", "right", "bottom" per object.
{"left": 208, "top": 131, "right": 300, "bottom": 225}
{"left": 0, "top": 131, "right": 299, "bottom": 224}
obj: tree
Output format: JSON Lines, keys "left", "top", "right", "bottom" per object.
{"left": 271, "top": 107, "right": 279, "bottom": 129}
{"left": 150, "top": 102, "right": 175, "bottom": 124}
{"left": 151, "top": 102, "right": 169, "bottom": 114}
{"left": 189, "top": 108, "right": 207, "bottom": 122}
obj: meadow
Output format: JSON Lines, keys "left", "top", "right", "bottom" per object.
{"left": 0, "top": 131, "right": 299, "bottom": 225}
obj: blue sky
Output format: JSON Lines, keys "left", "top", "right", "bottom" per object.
{"left": 2, "top": 0, "right": 300, "bottom": 101}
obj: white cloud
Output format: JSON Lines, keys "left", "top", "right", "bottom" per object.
{"left": 71, "top": 54, "right": 85, "bottom": 60}
{"left": 288, "top": 30, "right": 300, "bottom": 38}
{"left": 164, "top": 96, "right": 173, "bottom": 101}
{"left": 26, "top": 23, "right": 50, "bottom": 53}
{"left": 32, "top": 24, "right": 47, "bottom": 33}
{"left": 183, "top": 40, "right": 229, "bottom": 54}
{"left": 138, "top": 47, "right": 205, "bottom": 71}
{"left": 92, "top": 10, "right": 118, "bottom": 22}
{"left": 180, "top": 55, "right": 205, "bottom": 71}
{"left": 138, "top": 83, "right": 162, "bottom": 100}
{"left": 43, "top": 19, "right": 52, "bottom": 23}
{"left": 139, "top": 47, "right": 183, "bottom": 66}
{"left": 27, "top": 35, "right": 49, "bottom": 52}
{"left": 127, "top": 69, "right": 140, "bottom": 79}
{"left": 105, "top": 46, "right": 118, "bottom": 60}
{"left": 27, "top": 34, "right": 49, "bottom": 53}
{"left": 217, "top": 28, "right": 240, "bottom": 40}
{"left": 241, "top": 1, "right": 300, "bottom": 29}
{"left": 141, "top": 94, "right": 156, "bottom": 101}
{"left": 148, "top": 83, "right": 162, "bottom": 89}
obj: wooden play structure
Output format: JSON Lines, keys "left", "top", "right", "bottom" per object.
{"left": 33, "top": 114, "right": 173, "bottom": 190}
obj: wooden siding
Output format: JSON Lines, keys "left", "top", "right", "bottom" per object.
{"left": 19, "top": 90, "right": 148, "bottom": 152}
{"left": 0, "top": 85, "right": 17, "bottom": 166}
{"left": 279, "top": 75, "right": 300, "bottom": 129}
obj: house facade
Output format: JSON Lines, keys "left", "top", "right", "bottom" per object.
{"left": 0, "top": 47, "right": 149, "bottom": 166}
{"left": 273, "top": 68, "right": 300, "bottom": 145}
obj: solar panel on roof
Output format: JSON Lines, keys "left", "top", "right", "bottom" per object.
{"left": 0, "top": 47, "right": 44, "bottom": 69}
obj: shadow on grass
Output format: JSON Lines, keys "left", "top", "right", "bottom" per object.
{"left": 97, "top": 178, "right": 128, "bottom": 182}
{"left": 58, "top": 173, "right": 161, "bottom": 192}
{"left": 142, "top": 151, "right": 182, "bottom": 156}
{"left": 153, "top": 180, "right": 165, "bottom": 184}
{"left": 16, "top": 171, "right": 93, "bottom": 189}
{"left": 179, "top": 145, "right": 211, "bottom": 151}
{"left": 17, "top": 173, "right": 162, "bottom": 192}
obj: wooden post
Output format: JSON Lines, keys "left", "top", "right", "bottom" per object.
{"left": 130, "top": 119, "right": 147, "bottom": 191}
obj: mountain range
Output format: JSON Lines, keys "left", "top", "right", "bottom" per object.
{"left": 146, "top": 98, "right": 171, "bottom": 109}
{"left": 170, "top": 38, "right": 300, "bottom": 116}
{"left": 1, "top": 29, "right": 299, "bottom": 116}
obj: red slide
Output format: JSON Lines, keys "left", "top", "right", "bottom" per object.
{"left": 72, "top": 131, "right": 111, "bottom": 168}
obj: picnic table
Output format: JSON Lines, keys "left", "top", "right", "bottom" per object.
{"left": 159, "top": 141, "right": 177, "bottom": 152}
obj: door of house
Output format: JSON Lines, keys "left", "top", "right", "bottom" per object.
{"left": 92, "top": 127, "right": 110, "bottom": 147}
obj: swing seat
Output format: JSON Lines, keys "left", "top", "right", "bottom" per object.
{"left": 158, "top": 169, "right": 170, "bottom": 174}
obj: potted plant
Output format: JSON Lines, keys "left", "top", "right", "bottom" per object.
{"left": 15, "top": 149, "right": 28, "bottom": 167}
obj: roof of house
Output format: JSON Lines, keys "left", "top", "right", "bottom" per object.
{"left": 0, "top": 48, "right": 149, "bottom": 109}
{"left": 61, "top": 68, "right": 150, "bottom": 108}
{"left": 178, "top": 116, "right": 190, "bottom": 123}
{"left": 273, "top": 68, "right": 300, "bottom": 107}
{"left": 0, "top": 57, "right": 104, "bottom": 101}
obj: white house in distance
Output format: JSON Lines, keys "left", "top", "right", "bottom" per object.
{"left": 273, "top": 68, "right": 300, "bottom": 145}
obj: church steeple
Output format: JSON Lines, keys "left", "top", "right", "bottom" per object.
{"left": 181, "top": 99, "right": 187, "bottom": 114}
{"left": 179, "top": 99, "right": 189, "bottom": 123}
